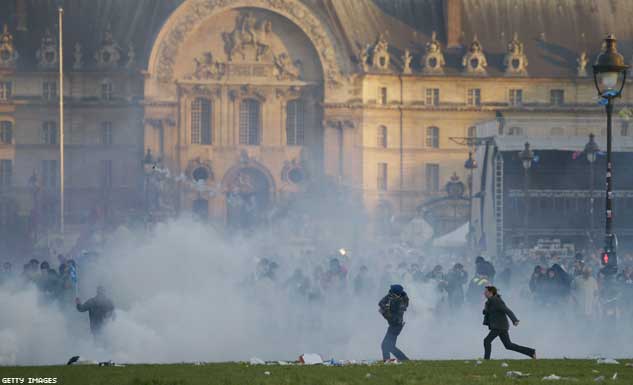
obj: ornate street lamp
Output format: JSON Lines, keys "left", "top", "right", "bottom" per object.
{"left": 593, "top": 34, "right": 629, "bottom": 276}
{"left": 464, "top": 152, "right": 478, "bottom": 248}
{"left": 518, "top": 142, "right": 534, "bottom": 249}
{"left": 584, "top": 133, "right": 599, "bottom": 235}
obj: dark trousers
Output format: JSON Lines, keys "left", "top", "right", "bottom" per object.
{"left": 381, "top": 324, "right": 409, "bottom": 361}
{"left": 484, "top": 329, "right": 535, "bottom": 359}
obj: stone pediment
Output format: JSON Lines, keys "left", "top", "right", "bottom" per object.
{"left": 185, "top": 11, "right": 303, "bottom": 83}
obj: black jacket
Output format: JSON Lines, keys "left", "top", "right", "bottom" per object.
{"left": 77, "top": 294, "right": 114, "bottom": 333}
{"left": 379, "top": 292, "right": 409, "bottom": 326}
{"left": 482, "top": 295, "right": 518, "bottom": 331}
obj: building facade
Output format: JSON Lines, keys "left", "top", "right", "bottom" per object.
{"left": 1, "top": 0, "right": 633, "bottom": 251}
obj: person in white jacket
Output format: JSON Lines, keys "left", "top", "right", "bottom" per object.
{"left": 571, "top": 267, "right": 599, "bottom": 322}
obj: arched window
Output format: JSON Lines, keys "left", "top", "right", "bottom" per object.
{"left": 0, "top": 121, "right": 12, "bottom": 144}
{"left": 191, "top": 98, "right": 212, "bottom": 145}
{"left": 286, "top": 100, "right": 304, "bottom": 145}
{"left": 377, "top": 125, "right": 387, "bottom": 148}
{"left": 426, "top": 126, "right": 439, "bottom": 148}
{"left": 240, "top": 99, "right": 260, "bottom": 145}
{"left": 41, "top": 121, "right": 57, "bottom": 145}
{"left": 508, "top": 126, "right": 523, "bottom": 136}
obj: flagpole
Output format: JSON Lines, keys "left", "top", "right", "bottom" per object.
{"left": 58, "top": 7, "right": 64, "bottom": 237}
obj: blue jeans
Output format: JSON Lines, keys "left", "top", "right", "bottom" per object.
{"left": 381, "top": 323, "right": 409, "bottom": 361}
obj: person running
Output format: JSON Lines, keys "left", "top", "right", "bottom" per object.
{"left": 482, "top": 286, "right": 536, "bottom": 360}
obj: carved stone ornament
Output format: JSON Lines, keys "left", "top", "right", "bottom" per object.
{"left": 73, "top": 43, "right": 83, "bottom": 70}
{"left": 462, "top": 34, "right": 488, "bottom": 75}
{"left": 151, "top": 0, "right": 344, "bottom": 89}
{"left": 0, "top": 25, "right": 19, "bottom": 68}
{"left": 281, "top": 158, "right": 307, "bottom": 184}
{"left": 273, "top": 52, "right": 302, "bottom": 80}
{"left": 229, "top": 84, "right": 266, "bottom": 101}
{"left": 577, "top": 51, "right": 588, "bottom": 77}
{"left": 190, "top": 51, "right": 226, "bottom": 80}
{"left": 186, "top": 157, "right": 214, "bottom": 182}
{"left": 402, "top": 49, "right": 412, "bottom": 74}
{"left": 223, "top": 12, "right": 273, "bottom": 62}
{"left": 422, "top": 31, "right": 445, "bottom": 74}
{"left": 503, "top": 33, "right": 528, "bottom": 76}
{"left": 371, "top": 34, "right": 390, "bottom": 71}
{"left": 36, "top": 29, "right": 58, "bottom": 69}
{"left": 94, "top": 24, "right": 121, "bottom": 69}
{"left": 358, "top": 43, "right": 370, "bottom": 72}
{"left": 325, "top": 118, "right": 356, "bottom": 129}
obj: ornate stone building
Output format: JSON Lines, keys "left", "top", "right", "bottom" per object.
{"left": 1, "top": 0, "right": 633, "bottom": 247}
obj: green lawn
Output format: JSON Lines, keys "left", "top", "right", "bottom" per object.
{"left": 1, "top": 360, "right": 631, "bottom": 385}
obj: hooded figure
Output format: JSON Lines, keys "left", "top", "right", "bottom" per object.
{"left": 378, "top": 284, "right": 410, "bottom": 361}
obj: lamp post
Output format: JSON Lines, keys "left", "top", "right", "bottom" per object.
{"left": 592, "top": 34, "right": 629, "bottom": 277}
{"left": 464, "top": 151, "right": 478, "bottom": 248}
{"left": 518, "top": 142, "right": 534, "bottom": 249}
{"left": 143, "top": 148, "right": 155, "bottom": 217}
{"left": 584, "top": 133, "right": 599, "bottom": 236}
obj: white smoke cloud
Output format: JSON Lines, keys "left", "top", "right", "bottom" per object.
{"left": 1, "top": 216, "right": 632, "bottom": 365}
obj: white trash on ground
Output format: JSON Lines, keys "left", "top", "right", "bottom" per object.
{"left": 506, "top": 371, "right": 530, "bottom": 378}
{"left": 597, "top": 358, "right": 620, "bottom": 365}
{"left": 475, "top": 360, "right": 482, "bottom": 366}
{"left": 542, "top": 374, "right": 562, "bottom": 381}
{"left": 612, "top": 373, "right": 618, "bottom": 380}
{"left": 249, "top": 357, "right": 265, "bottom": 365}
{"left": 264, "top": 371, "right": 271, "bottom": 376}
{"left": 594, "top": 376, "right": 605, "bottom": 382}
{"left": 299, "top": 353, "right": 323, "bottom": 365}
{"left": 501, "top": 362, "right": 509, "bottom": 368}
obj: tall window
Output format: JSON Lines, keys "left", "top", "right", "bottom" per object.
{"left": 468, "top": 126, "right": 477, "bottom": 138}
{"left": 550, "top": 89, "right": 565, "bottom": 105}
{"left": 621, "top": 121, "right": 630, "bottom": 137}
{"left": 0, "top": 82, "right": 12, "bottom": 101}
{"left": 41, "top": 121, "right": 57, "bottom": 145}
{"left": 0, "top": 121, "right": 12, "bottom": 144}
{"left": 508, "top": 126, "right": 523, "bottom": 136}
{"left": 426, "top": 163, "right": 440, "bottom": 192}
{"left": 191, "top": 98, "right": 212, "bottom": 145}
{"left": 43, "top": 81, "right": 57, "bottom": 100}
{"left": 467, "top": 88, "right": 481, "bottom": 106}
{"left": 426, "top": 126, "right": 439, "bottom": 148}
{"left": 286, "top": 100, "right": 304, "bottom": 145}
{"left": 426, "top": 88, "right": 440, "bottom": 106}
{"left": 101, "top": 160, "right": 113, "bottom": 188}
{"left": 0, "top": 160, "right": 12, "bottom": 188}
{"left": 509, "top": 89, "right": 523, "bottom": 106}
{"left": 101, "top": 121, "right": 113, "bottom": 145}
{"left": 239, "top": 99, "right": 260, "bottom": 145}
{"left": 101, "top": 80, "right": 113, "bottom": 101}
{"left": 377, "top": 163, "right": 388, "bottom": 191}
{"left": 379, "top": 87, "right": 388, "bottom": 105}
{"left": 377, "top": 125, "right": 387, "bottom": 148}
{"left": 41, "top": 160, "right": 58, "bottom": 189}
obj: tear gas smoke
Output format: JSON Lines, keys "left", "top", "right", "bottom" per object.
{"left": 1, "top": 217, "right": 632, "bottom": 365}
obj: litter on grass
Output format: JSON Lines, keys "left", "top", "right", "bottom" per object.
{"left": 506, "top": 371, "right": 530, "bottom": 378}
{"left": 501, "top": 362, "right": 509, "bottom": 368}
{"left": 594, "top": 376, "right": 605, "bottom": 382}
{"left": 264, "top": 371, "right": 271, "bottom": 376}
{"left": 612, "top": 373, "right": 618, "bottom": 380}
{"left": 542, "top": 374, "right": 562, "bottom": 381}
{"left": 597, "top": 358, "right": 620, "bottom": 365}
{"left": 475, "top": 360, "right": 483, "bottom": 366}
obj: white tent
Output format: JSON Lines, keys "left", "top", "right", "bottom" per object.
{"left": 432, "top": 223, "right": 469, "bottom": 248}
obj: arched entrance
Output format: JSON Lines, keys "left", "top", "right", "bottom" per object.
{"left": 225, "top": 167, "right": 271, "bottom": 229}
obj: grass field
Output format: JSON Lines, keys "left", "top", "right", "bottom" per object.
{"left": 1, "top": 359, "right": 631, "bottom": 385}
